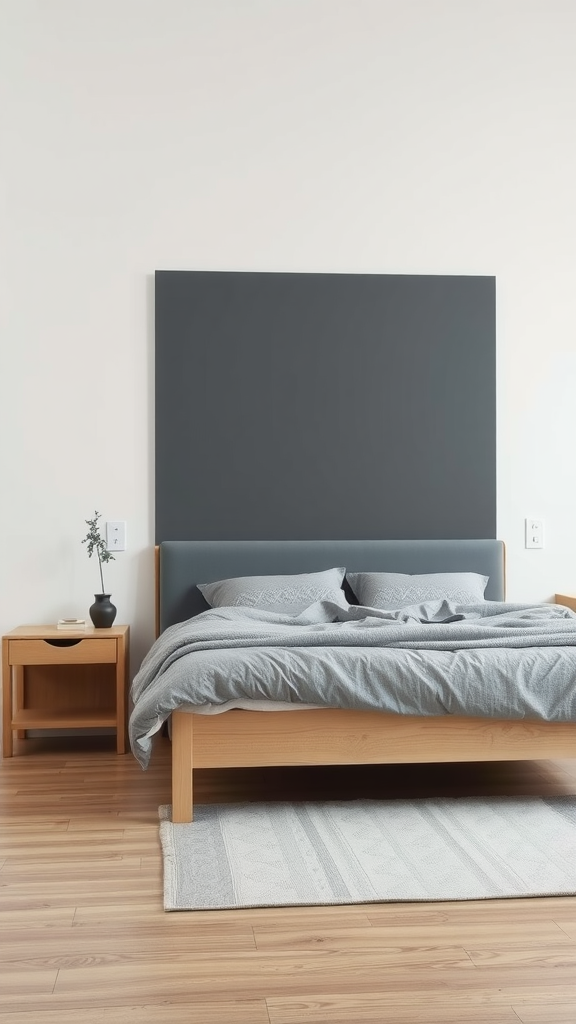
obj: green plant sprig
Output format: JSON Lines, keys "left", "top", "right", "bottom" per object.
{"left": 81, "top": 511, "right": 115, "bottom": 594}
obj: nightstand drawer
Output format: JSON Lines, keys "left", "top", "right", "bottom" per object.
{"left": 8, "top": 638, "right": 117, "bottom": 666}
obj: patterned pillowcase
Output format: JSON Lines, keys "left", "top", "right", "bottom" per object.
{"left": 346, "top": 571, "right": 488, "bottom": 610}
{"left": 198, "top": 567, "right": 347, "bottom": 615}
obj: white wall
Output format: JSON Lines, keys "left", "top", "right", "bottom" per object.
{"left": 1, "top": 0, "right": 575, "bottom": 668}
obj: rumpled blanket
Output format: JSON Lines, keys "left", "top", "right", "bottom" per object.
{"left": 129, "top": 599, "right": 576, "bottom": 767}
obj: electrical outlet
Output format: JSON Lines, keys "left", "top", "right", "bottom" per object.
{"left": 106, "top": 521, "right": 126, "bottom": 552}
{"left": 525, "top": 518, "right": 544, "bottom": 549}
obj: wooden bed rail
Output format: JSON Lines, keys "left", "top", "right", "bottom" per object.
{"left": 171, "top": 707, "right": 576, "bottom": 823}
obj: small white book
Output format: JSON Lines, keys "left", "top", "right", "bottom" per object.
{"left": 57, "top": 618, "right": 86, "bottom": 630}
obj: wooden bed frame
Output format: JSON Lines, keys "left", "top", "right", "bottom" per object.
{"left": 153, "top": 542, "right": 576, "bottom": 823}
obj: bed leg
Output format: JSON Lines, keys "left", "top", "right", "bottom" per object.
{"left": 171, "top": 711, "right": 194, "bottom": 823}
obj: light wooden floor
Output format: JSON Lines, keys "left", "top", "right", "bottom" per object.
{"left": 3, "top": 736, "right": 576, "bottom": 1023}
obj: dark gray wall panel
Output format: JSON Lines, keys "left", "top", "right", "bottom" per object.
{"left": 155, "top": 271, "right": 496, "bottom": 541}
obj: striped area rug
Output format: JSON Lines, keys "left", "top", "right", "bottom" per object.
{"left": 158, "top": 796, "right": 576, "bottom": 911}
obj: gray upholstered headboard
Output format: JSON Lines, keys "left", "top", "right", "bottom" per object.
{"left": 157, "top": 539, "right": 505, "bottom": 634}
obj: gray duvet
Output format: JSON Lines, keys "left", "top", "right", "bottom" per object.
{"left": 129, "top": 599, "right": 576, "bottom": 767}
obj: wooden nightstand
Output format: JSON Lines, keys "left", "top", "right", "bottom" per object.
{"left": 556, "top": 595, "right": 576, "bottom": 613}
{"left": 2, "top": 624, "right": 130, "bottom": 757}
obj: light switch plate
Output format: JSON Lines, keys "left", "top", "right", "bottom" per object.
{"left": 525, "top": 518, "right": 544, "bottom": 549}
{"left": 106, "top": 521, "right": 126, "bottom": 552}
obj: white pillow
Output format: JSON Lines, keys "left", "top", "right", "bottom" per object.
{"left": 347, "top": 571, "right": 488, "bottom": 609}
{"left": 198, "top": 567, "right": 346, "bottom": 614}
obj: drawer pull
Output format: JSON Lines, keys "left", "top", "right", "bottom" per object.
{"left": 44, "top": 639, "right": 83, "bottom": 648}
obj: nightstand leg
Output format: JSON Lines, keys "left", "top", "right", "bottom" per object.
{"left": 2, "top": 639, "right": 13, "bottom": 757}
{"left": 15, "top": 666, "right": 26, "bottom": 739}
{"left": 116, "top": 636, "right": 127, "bottom": 755}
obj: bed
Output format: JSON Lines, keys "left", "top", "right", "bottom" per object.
{"left": 129, "top": 539, "right": 576, "bottom": 822}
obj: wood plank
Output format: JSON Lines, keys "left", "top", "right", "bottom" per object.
{"left": 0, "top": 908, "right": 76, "bottom": 931}
{"left": 0, "top": 856, "right": 149, "bottom": 880}
{"left": 0, "top": 970, "right": 58, "bottom": 998}
{"left": 27, "top": 961, "right": 576, "bottom": 1008}
{"left": 0, "top": 928, "right": 257, "bottom": 964}
{"left": 0, "top": 836, "right": 158, "bottom": 859}
{"left": 0, "top": 1001, "right": 270, "bottom": 1024}
{"left": 0, "top": 819, "right": 70, "bottom": 833}
{"left": 267, "top": 995, "right": 522, "bottom": 1023}
{"left": 365, "top": 899, "right": 576, "bottom": 925}
{"left": 254, "top": 921, "right": 571, "bottom": 950}
{"left": 44, "top": 955, "right": 479, "bottom": 1005}
{"left": 73, "top": 902, "right": 375, "bottom": 930}
{"left": 467, "top": 941, "right": 576, "bottom": 967}
{"left": 514, "top": 1004, "right": 576, "bottom": 1023}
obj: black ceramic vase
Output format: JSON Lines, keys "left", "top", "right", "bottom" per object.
{"left": 89, "top": 594, "right": 117, "bottom": 628}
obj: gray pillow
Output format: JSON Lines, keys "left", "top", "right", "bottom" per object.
{"left": 198, "top": 567, "right": 347, "bottom": 615}
{"left": 346, "top": 571, "right": 488, "bottom": 609}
